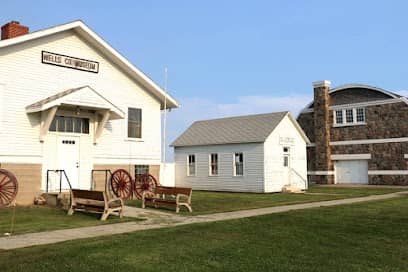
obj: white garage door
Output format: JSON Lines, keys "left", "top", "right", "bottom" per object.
{"left": 335, "top": 160, "right": 368, "bottom": 184}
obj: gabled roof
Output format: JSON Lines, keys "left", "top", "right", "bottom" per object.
{"left": 171, "top": 111, "right": 309, "bottom": 147}
{"left": 25, "top": 85, "right": 125, "bottom": 119}
{"left": 0, "top": 20, "right": 179, "bottom": 110}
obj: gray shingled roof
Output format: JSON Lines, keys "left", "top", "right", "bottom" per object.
{"left": 25, "top": 86, "right": 85, "bottom": 111}
{"left": 171, "top": 111, "right": 289, "bottom": 147}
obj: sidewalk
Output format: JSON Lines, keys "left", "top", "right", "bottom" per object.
{"left": 1, "top": 191, "right": 406, "bottom": 250}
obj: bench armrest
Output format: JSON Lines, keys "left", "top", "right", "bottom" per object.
{"left": 176, "top": 193, "right": 191, "bottom": 204}
{"left": 107, "top": 197, "right": 123, "bottom": 207}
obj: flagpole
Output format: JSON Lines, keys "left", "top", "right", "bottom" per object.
{"left": 162, "top": 67, "right": 168, "bottom": 182}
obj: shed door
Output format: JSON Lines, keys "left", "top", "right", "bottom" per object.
{"left": 335, "top": 160, "right": 368, "bottom": 184}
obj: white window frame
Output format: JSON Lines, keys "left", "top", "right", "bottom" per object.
{"left": 127, "top": 107, "right": 142, "bottom": 140}
{"left": 187, "top": 154, "right": 196, "bottom": 176}
{"left": 209, "top": 153, "right": 218, "bottom": 176}
{"left": 49, "top": 115, "right": 90, "bottom": 135}
{"left": 333, "top": 107, "right": 366, "bottom": 127}
{"left": 233, "top": 152, "right": 244, "bottom": 176}
{"left": 283, "top": 147, "right": 290, "bottom": 167}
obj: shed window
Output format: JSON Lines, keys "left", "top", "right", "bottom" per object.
{"left": 209, "top": 153, "right": 218, "bottom": 176}
{"left": 128, "top": 108, "right": 142, "bottom": 138}
{"left": 283, "top": 147, "right": 290, "bottom": 167}
{"left": 49, "top": 116, "right": 89, "bottom": 134}
{"left": 234, "top": 153, "right": 244, "bottom": 176}
{"left": 187, "top": 155, "right": 196, "bottom": 176}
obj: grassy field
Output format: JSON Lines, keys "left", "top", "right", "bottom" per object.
{"left": 126, "top": 185, "right": 407, "bottom": 215}
{"left": 1, "top": 196, "right": 407, "bottom": 271}
{"left": 0, "top": 206, "right": 141, "bottom": 236}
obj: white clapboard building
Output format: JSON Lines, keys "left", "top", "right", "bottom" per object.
{"left": 0, "top": 20, "right": 178, "bottom": 204}
{"left": 172, "top": 112, "right": 309, "bottom": 193}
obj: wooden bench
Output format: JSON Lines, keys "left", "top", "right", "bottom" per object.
{"left": 142, "top": 186, "right": 193, "bottom": 213}
{"left": 67, "top": 189, "right": 124, "bottom": 221}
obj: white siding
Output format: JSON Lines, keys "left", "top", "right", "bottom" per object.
{"left": 175, "top": 143, "right": 264, "bottom": 192}
{"left": 0, "top": 30, "right": 163, "bottom": 188}
{"left": 0, "top": 84, "right": 4, "bottom": 133}
{"left": 264, "top": 116, "right": 307, "bottom": 192}
{"left": 160, "top": 162, "right": 175, "bottom": 187}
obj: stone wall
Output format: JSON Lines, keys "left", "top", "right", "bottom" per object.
{"left": 332, "top": 142, "right": 408, "bottom": 170}
{"left": 297, "top": 112, "right": 315, "bottom": 142}
{"left": 313, "top": 82, "right": 333, "bottom": 183}
{"left": 331, "top": 102, "right": 408, "bottom": 141}
{"left": 369, "top": 175, "right": 408, "bottom": 185}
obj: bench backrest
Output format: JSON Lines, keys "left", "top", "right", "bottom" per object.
{"left": 155, "top": 186, "right": 192, "bottom": 196}
{"left": 71, "top": 189, "right": 105, "bottom": 201}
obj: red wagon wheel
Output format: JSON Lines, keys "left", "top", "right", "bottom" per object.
{"left": 0, "top": 169, "right": 18, "bottom": 207}
{"left": 110, "top": 169, "right": 133, "bottom": 199}
{"left": 134, "top": 174, "right": 158, "bottom": 199}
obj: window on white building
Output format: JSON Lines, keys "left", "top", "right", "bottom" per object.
{"left": 135, "top": 165, "right": 149, "bottom": 176}
{"left": 128, "top": 108, "right": 142, "bottom": 138}
{"left": 49, "top": 116, "right": 89, "bottom": 134}
{"left": 283, "top": 147, "right": 290, "bottom": 167}
{"left": 333, "top": 108, "right": 365, "bottom": 126}
{"left": 234, "top": 153, "right": 244, "bottom": 176}
{"left": 187, "top": 155, "right": 196, "bottom": 176}
{"left": 209, "top": 153, "right": 218, "bottom": 176}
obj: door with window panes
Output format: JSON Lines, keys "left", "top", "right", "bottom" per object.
{"left": 49, "top": 116, "right": 90, "bottom": 189}
{"left": 282, "top": 147, "right": 291, "bottom": 185}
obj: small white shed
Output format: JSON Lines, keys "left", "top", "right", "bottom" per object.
{"left": 171, "top": 111, "right": 310, "bottom": 193}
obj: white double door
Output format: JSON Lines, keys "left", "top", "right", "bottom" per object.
{"left": 57, "top": 136, "right": 80, "bottom": 189}
{"left": 335, "top": 160, "right": 368, "bottom": 184}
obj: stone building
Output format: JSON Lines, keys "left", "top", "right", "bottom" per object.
{"left": 297, "top": 80, "right": 408, "bottom": 185}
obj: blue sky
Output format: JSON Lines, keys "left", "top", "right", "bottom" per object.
{"left": 3, "top": 1, "right": 408, "bottom": 160}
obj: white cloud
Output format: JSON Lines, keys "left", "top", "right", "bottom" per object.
{"left": 162, "top": 93, "right": 311, "bottom": 161}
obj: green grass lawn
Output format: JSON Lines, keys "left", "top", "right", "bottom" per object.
{"left": 0, "top": 206, "right": 141, "bottom": 236}
{"left": 1, "top": 196, "right": 407, "bottom": 271}
{"left": 126, "top": 185, "right": 407, "bottom": 215}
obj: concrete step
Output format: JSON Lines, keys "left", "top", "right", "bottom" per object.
{"left": 282, "top": 185, "right": 303, "bottom": 193}
{"left": 42, "top": 192, "right": 71, "bottom": 209}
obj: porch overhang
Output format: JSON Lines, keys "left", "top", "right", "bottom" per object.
{"left": 25, "top": 86, "right": 125, "bottom": 142}
{"left": 25, "top": 85, "right": 125, "bottom": 119}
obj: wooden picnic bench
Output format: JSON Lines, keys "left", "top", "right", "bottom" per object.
{"left": 67, "top": 189, "right": 124, "bottom": 221}
{"left": 142, "top": 186, "right": 193, "bottom": 213}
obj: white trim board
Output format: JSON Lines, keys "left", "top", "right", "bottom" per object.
{"left": 308, "top": 170, "right": 408, "bottom": 176}
{"left": 308, "top": 137, "right": 408, "bottom": 147}
{"left": 307, "top": 171, "right": 334, "bottom": 175}
{"left": 368, "top": 170, "right": 408, "bottom": 175}
{"left": 331, "top": 154, "right": 371, "bottom": 160}
{"left": 300, "top": 98, "right": 404, "bottom": 114}
{"left": 0, "top": 155, "right": 42, "bottom": 164}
